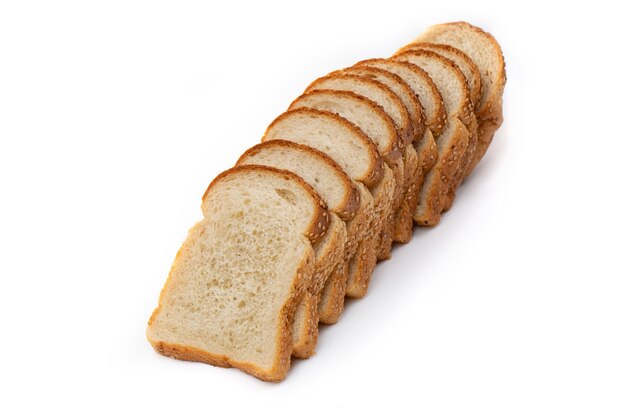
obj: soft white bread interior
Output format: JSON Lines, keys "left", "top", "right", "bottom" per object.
{"left": 289, "top": 89, "right": 402, "bottom": 256}
{"left": 341, "top": 65, "right": 426, "bottom": 243}
{"left": 305, "top": 73, "right": 409, "bottom": 259}
{"left": 393, "top": 50, "right": 475, "bottom": 220}
{"left": 262, "top": 108, "right": 384, "bottom": 298}
{"left": 237, "top": 140, "right": 359, "bottom": 353}
{"left": 147, "top": 165, "right": 331, "bottom": 381}
{"left": 412, "top": 21, "right": 506, "bottom": 174}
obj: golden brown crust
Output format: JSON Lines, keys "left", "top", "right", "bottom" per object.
{"left": 148, "top": 247, "right": 315, "bottom": 382}
{"left": 393, "top": 145, "right": 420, "bottom": 243}
{"left": 392, "top": 50, "right": 477, "bottom": 211}
{"left": 355, "top": 58, "right": 447, "bottom": 138}
{"left": 292, "top": 212, "right": 345, "bottom": 358}
{"left": 288, "top": 89, "right": 402, "bottom": 163}
{"left": 341, "top": 65, "right": 424, "bottom": 147}
{"left": 465, "top": 117, "right": 502, "bottom": 176}
{"left": 305, "top": 73, "right": 411, "bottom": 155}
{"left": 414, "top": 121, "right": 469, "bottom": 226}
{"left": 393, "top": 50, "right": 473, "bottom": 127}
{"left": 400, "top": 42, "right": 482, "bottom": 110}
{"left": 262, "top": 108, "right": 385, "bottom": 189}
{"left": 415, "top": 21, "right": 506, "bottom": 122}
{"left": 237, "top": 140, "right": 360, "bottom": 221}
{"left": 202, "top": 165, "right": 330, "bottom": 246}
{"left": 318, "top": 183, "right": 372, "bottom": 320}
{"left": 318, "top": 259, "right": 348, "bottom": 324}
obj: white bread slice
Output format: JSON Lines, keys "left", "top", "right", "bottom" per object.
{"left": 400, "top": 43, "right": 482, "bottom": 109}
{"left": 393, "top": 50, "right": 475, "bottom": 219}
{"left": 341, "top": 65, "right": 426, "bottom": 243}
{"left": 305, "top": 74, "right": 409, "bottom": 260}
{"left": 341, "top": 66, "right": 424, "bottom": 143}
{"left": 413, "top": 22, "right": 506, "bottom": 175}
{"left": 289, "top": 211, "right": 345, "bottom": 358}
{"left": 354, "top": 59, "right": 443, "bottom": 231}
{"left": 147, "top": 165, "right": 331, "bottom": 382}
{"left": 262, "top": 108, "right": 389, "bottom": 298}
{"left": 398, "top": 43, "right": 481, "bottom": 184}
{"left": 288, "top": 89, "right": 401, "bottom": 255}
{"left": 236, "top": 141, "right": 359, "bottom": 355}
{"left": 356, "top": 58, "right": 446, "bottom": 137}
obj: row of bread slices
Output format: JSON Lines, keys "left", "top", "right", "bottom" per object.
{"left": 147, "top": 21, "right": 506, "bottom": 381}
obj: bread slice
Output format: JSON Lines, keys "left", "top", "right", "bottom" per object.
{"left": 412, "top": 22, "right": 506, "bottom": 175}
{"left": 288, "top": 89, "right": 400, "bottom": 256}
{"left": 236, "top": 141, "right": 358, "bottom": 355}
{"left": 354, "top": 59, "right": 443, "bottom": 231}
{"left": 341, "top": 66, "right": 424, "bottom": 142}
{"left": 262, "top": 108, "right": 390, "bottom": 298}
{"left": 305, "top": 73, "right": 409, "bottom": 259}
{"left": 393, "top": 50, "right": 475, "bottom": 220}
{"left": 147, "top": 165, "right": 331, "bottom": 382}
{"left": 356, "top": 59, "right": 446, "bottom": 137}
{"left": 400, "top": 43, "right": 482, "bottom": 109}
{"left": 341, "top": 65, "right": 426, "bottom": 243}
{"left": 290, "top": 212, "right": 345, "bottom": 358}
{"left": 398, "top": 43, "right": 481, "bottom": 183}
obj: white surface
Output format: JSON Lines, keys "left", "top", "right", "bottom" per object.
{"left": 1, "top": 1, "right": 625, "bottom": 415}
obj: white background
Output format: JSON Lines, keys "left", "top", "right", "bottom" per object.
{"left": 1, "top": 1, "right": 625, "bottom": 415}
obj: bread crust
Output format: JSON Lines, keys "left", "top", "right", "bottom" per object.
{"left": 290, "top": 85, "right": 403, "bottom": 261}
{"left": 202, "top": 165, "right": 331, "bottom": 245}
{"left": 292, "top": 213, "right": 346, "bottom": 358}
{"left": 237, "top": 140, "right": 360, "bottom": 221}
{"left": 355, "top": 58, "right": 447, "bottom": 138}
{"left": 262, "top": 108, "right": 385, "bottom": 189}
{"left": 340, "top": 65, "right": 428, "bottom": 246}
{"left": 340, "top": 66, "right": 424, "bottom": 147}
{"left": 414, "top": 120, "right": 469, "bottom": 226}
{"left": 318, "top": 183, "right": 373, "bottom": 322}
{"left": 415, "top": 21, "right": 506, "bottom": 123}
{"left": 393, "top": 50, "right": 477, "bottom": 213}
{"left": 288, "top": 89, "right": 402, "bottom": 163}
{"left": 306, "top": 73, "right": 412, "bottom": 148}
{"left": 399, "top": 42, "right": 482, "bottom": 109}
{"left": 148, "top": 245, "right": 315, "bottom": 382}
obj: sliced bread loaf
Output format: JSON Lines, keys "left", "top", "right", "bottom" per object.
{"left": 304, "top": 74, "right": 409, "bottom": 259}
{"left": 262, "top": 108, "right": 389, "bottom": 298}
{"left": 398, "top": 43, "right": 481, "bottom": 182}
{"left": 288, "top": 89, "right": 401, "bottom": 255}
{"left": 147, "top": 165, "right": 331, "bottom": 382}
{"left": 413, "top": 22, "right": 506, "bottom": 175}
{"left": 400, "top": 43, "right": 482, "bottom": 109}
{"left": 341, "top": 65, "right": 426, "bottom": 243}
{"left": 354, "top": 59, "right": 443, "bottom": 232}
{"left": 393, "top": 50, "right": 475, "bottom": 221}
{"left": 237, "top": 141, "right": 358, "bottom": 355}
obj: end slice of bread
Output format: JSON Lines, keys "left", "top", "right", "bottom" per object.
{"left": 147, "top": 165, "right": 331, "bottom": 381}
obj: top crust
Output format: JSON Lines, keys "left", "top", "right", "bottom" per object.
{"left": 236, "top": 140, "right": 360, "bottom": 221}
{"left": 262, "top": 108, "right": 385, "bottom": 189}
{"left": 399, "top": 42, "right": 482, "bottom": 109}
{"left": 288, "top": 89, "right": 402, "bottom": 163}
{"left": 305, "top": 73, "right": 412, "bottom": 150}
{"left": 393, "top": 50, "right": 473, "bottom": 126}
{"left": 413, "top": 21, "right": 506, "bottom": 121}
{"left": 202, "top": 165, "right": 331, "bottom": 246}
{"left": 341, "top": 65, "right": 425, "bottom": 145}
{"left": 355, "top": 58, "right": 447, "bottom": 138}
